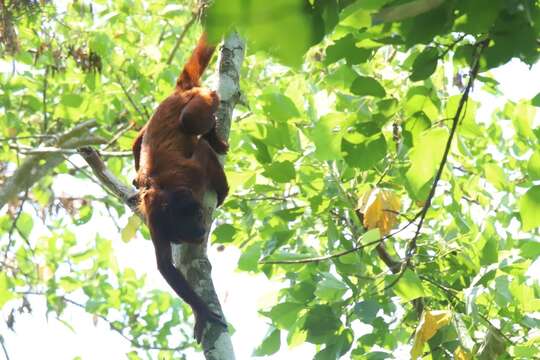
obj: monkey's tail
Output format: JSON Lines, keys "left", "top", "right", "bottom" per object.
{"left": 176, "top": 33, "right": 216, "bottom": 91}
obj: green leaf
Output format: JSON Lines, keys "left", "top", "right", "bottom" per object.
{"left": 342, "top": 129, "right": 387, "bottom": 170}
{"left": 212, "top": 224, "right": 237, "bottom": 244}
{"left": 303, "top": 305, "right": 341, "bottom": 344}
{"left": 0, "top": 273, "right": 14, "bottom": 308}
{"left": 308, "top": 113, "right": 347, "bottom": 161}
{"left": 484, "top": 163, "right": 506, "bottom": 191}
{"left": 479, "top": 235, "right": 498, "bottom": 266}
{"left": 59, "top": 276, "right": 81, "bottom": 293}
{"left": 263, "top": 161, "right": 296, "bottom": 183}
{"left": 445, "top": 95, "right": 480, "bottom": 137}
{"left": 455, "top": 0, "right": 503, "bottom": 34}
{"left": 392, "top": 269, "right": 425, "bottom": 302}
{"left": 532, "top": 93, "right": 540, "bottom": 107}
{"left": 325, "top": 34, "right": 372, "bottom": 65}
{"left": 61, "top": 94, "right": 84, "bottom": 108}
{"left": 373, "top": 0, "right": 445, "bottom": 24}
{"left": 403, "top": 112, "right": 431, "bottom": 148}
{"left": 452, "top": 313, "right": 475, "bottom": 352}
{"left": 74, "top": 205, "right": 93, "bottom": 225}
{"left": 266, "top": 302, "right": 303, "bottom": 329}
{"left": 377, "top": 98, "right": 398, "bottom": 117}
{"left": 238, "top": 242, "right": 261, "bottom": 272}
{"left": 507, "top": 101, "right": 535, "bottom": 141}
{"left": 90, "top": 32, "right": 113, "bottom": 58}
{"left": 314, "top": 273, "right": 348, "bottom": 301}
{"left": 354, "top": 299, "right": 380, "bottom": 323}
{"left": 405, "top": 128, "right": 448, "bottom": 196}
{"left": 17, "top": 213, "right": 33, "bottom": 239}
{"left": 519, "top": 186, "right": 540, "bottom": 231}
{"left": 399, "top": 1, "right": 450, "bottom": 45}
{"left": 261, "top": 93, "right": 300, "bottom": 122}
{"left": 350, "top": 76, "right": 386, "bottom": 98}
{"left": 478, "top": 329, "right": 506, "bottom": 360}
{"left": 509, "top": 281, "right": 540, "bottom": 312}
{"left": 405, "top": 86, "right": 439, "bottom": 119}
{"left": 410, "top": 47, "right": 439, "bottom": 81}
{"left": 527, "top": 151, "right": 540, "bottom": 180}
{"left": 253, "top": 328, "right": 281, "bottom": 356}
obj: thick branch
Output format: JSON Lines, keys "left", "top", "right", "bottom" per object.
{"left": 0, "top": 120, "right": 104, "bottom": 209}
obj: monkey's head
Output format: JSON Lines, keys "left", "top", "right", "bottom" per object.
{"left": 142, "top": 187, "right": 206, "bottom": 244}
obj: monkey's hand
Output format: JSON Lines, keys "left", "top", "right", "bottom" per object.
{"left": 203, "top": 123, "right": 229, "bottom": 155}
{"left": 193, "top": 307, "right": 227, "bottom": 343}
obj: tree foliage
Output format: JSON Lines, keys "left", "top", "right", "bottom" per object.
{"left": 1, "top": 0, "right": 540, "bottom": 359}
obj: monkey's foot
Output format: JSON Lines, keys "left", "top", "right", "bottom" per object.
{"left": 193, "top": 309, "right": 227, "bottom": 343}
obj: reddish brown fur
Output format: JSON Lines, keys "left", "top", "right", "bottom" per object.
{"left": 131, "top": 33, "right": 228, "bottom": 343}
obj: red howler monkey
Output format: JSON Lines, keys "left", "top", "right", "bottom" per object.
{"left": 131, "top": 33, "right": 229, "bottom": 343}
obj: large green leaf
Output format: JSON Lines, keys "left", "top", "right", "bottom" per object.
{"left": 519, "top": 186, "right": 540, "bottom": 231}
{"left": 350, "top": 76, "right": 386, "bottom": 98}
{"left": 253, "top": 328, "right": 281, "bottom": 356}
{"left": 410, "top": 47, "right": 439, "bottom": 81}
{"left": 405, "top": 127, "right": 448, "bottom": 196}
{"left": 392, "top": 269, "right": 425, "bottom": 302}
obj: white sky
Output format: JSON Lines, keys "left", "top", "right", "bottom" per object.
{"left": 1, "top": 52, "right": 539, "bottom": 360}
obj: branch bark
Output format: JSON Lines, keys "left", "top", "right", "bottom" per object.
{"left": 0, "top": 120, "right": 105, "bottom": 209}
{"left": 79, "top": 32, "right": 245, "bottom": 360}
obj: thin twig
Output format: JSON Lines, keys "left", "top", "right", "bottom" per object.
{"left": 260, "top": 211, "right": 421, "bottom": 264}
{"left": 0, "top": 336, "right": 9, "bottom": 360}
{"left": 3, "top": 188, "right": 29, "bottom": 263}
{"left": 419, "top": 275, "right": 515, "bottom": 345}
{"left": 62, "top": 155, "right": 123, "bottom": 202}
{"left": 0, "top": 134, "right": 58, "bottom": 142}
{"left": 102, "top": 122, "right": 136, "bottom": 150}
{"left": 235, "top": 191, "right": 299, "bottom": 202}
{"left": 42, "top": 66, "right": 49, "bottom": 132}
{"left": 166, "top": 12, "right": 198, "bottom": 65}
{"left": 18, "top": 291, "right": 187, "bottom": 351}
{"left": 115, "top": 75, "right": 149, "bottom": 120}
{"left": 405, "top": 40, "right": 488, "bottom": 260}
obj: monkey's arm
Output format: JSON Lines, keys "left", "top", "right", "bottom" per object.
{"left": 193, "top": 139, "right": 229, "bottom": 206}
{"left": 132, "top": 125, "right": 146, "bottom": 172}
{"left": 151, "top": 231, "right": 226, "bottom": 342}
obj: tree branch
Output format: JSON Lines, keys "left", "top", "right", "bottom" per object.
{"left": 0, "top": 120, "right": 105, "bottom": 209}
{"left": 11, "top": 145, "right": 131, "bottom": 157}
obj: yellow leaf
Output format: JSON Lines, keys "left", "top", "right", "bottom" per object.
{"left": 411, "top": 310, "right": 452, "bottom": 359}
{"left": 38, "top": 264, "right": 53, "bottom": 281}
{"left": 454, "top": 346, "right": 472, "bottom": 360}
{"left": 121, "top": 215, "right": 142, "bottom": 243}
{"left": 357, "top": 188, "right": 401, "bottom": 235}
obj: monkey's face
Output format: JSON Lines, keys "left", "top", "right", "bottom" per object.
{"left": 143, "top": 186, "right": 206, "bottom": 244}
{"left": 170, "top": 188, "right": 206, "bottom": 243}
{"left": 174, "top": 194, "right": 206, "bottom": 243}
